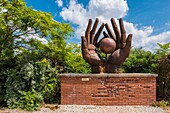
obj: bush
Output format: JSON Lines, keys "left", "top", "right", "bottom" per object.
{"left": 8, "top": 90, "right": 43, "bottom": 111}
{"left": 122, "top": 48, "right": 158, "bottom": 73}
{"left": 156, "top": 54, "right": 170, "bottom": 101}
{"left": 1, "top": 58, "right": 59, "bottom": 110}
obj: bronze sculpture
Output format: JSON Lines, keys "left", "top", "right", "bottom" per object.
{"left": 81, "top": 18, "right": 132, "bottom": 73}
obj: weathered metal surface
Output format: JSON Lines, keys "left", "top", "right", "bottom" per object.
{"left": 81, "top": 18, "right": 132, "bottom": 73}
{"left": 99, "top": 37, "right": 116, "bottom": 54}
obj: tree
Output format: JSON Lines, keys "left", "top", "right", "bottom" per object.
{"left": 156, "top": 42, "right": 170, "bottom": 56}
{"left": 0, "top": 0, "right": 72, "bottom": 64}
{"left": 156, "top": 54, "right": 170, "bottom": 101}
{"left": 0, "top": 0, "right": 72, "bottom": 110}
{"left": 155, "top": 42, "right": 170, "bottom": 101}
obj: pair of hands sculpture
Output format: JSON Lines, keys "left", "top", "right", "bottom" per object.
{"left": 81, "top": 18, "right": 132, "bottom": 73}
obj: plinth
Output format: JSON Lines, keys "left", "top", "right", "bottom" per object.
{"left": 60, "top": 73, "right": 157, "bottom": 105}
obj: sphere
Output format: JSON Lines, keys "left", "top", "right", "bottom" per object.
{"left": 99, "top": 37, "right": 116, "bottom": 54}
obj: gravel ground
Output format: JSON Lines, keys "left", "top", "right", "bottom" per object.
{"left": 55, "top": 105, "right": 165, "bottom": 113}
{"left": 0, "top": 105, "right": 166, "bottom": 113}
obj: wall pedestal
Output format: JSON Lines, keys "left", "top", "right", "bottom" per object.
{"left": 60, "top": 73, "right": 157, "bottom": 105}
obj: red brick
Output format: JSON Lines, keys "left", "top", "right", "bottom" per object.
{"left": 60, "top": 74, "right": 157, "bottom": 105}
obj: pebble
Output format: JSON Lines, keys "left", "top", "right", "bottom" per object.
{"left": 0, "top": 105, "right": 165, "bottom": 113}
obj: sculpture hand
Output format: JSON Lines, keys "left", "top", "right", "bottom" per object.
{"left": 105, "top": 18, "right": 132, "bottom": 72}
{"left": 81, "top": 18, "right": 105, "bottom": 72}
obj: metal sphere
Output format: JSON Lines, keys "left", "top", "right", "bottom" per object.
{"left": 99, "top": 37, "right": 116, "bottom": 54}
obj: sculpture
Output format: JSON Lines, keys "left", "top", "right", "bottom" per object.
{"left": 81, "top": 18, "right": 132, "bottom": 73}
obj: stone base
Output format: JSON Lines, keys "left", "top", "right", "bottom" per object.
{"left": 60, "top": 73, "right": 157, "bottom": 105}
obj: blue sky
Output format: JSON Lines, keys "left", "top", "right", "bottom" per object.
{"left": 125, "top": 0, "right": 170, "bottom": 35}
{"left": 25, "top": 0, "right": 170, "bottom": 51}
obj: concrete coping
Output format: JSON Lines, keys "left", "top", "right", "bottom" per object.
{"left": 59, "top": 73, "right": 158, "bottom": 78}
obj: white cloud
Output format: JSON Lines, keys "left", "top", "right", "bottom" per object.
{"left": 59, "top": 0, "right": 170, "bottom": 51}
{"left": 16, "top": 28, "right": 48, "bottom": 44}
{"left": 60, "top": 0, "right": 128, "bottom": 38}
{"left": 55, "top": 0, "right": 63, "bottom": 7}
{"left": 60, "top": 0, "right": 88, "bottom": 25}
{"left": 124, "top": 22, "right": 170, "bottom": 51}
{"left": 123, "top": 21, "right": 153, "bottom": 48}
{"left": 27, "top": 34, "right": 48, "bottom": 44}
{"left": 88, "top": 0, "right": 128, "bottom": 19}
{"left": 19, "top": 34, "right": 48, "bottom": 44}
{"left": 0, "top": 8, "right": 7, "bottom": 13}
{"left": 144, "top": 31, "right": 170, "bottom": 51}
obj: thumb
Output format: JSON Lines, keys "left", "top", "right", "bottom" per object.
{"left": 124, "top": 34, "right": 132, "bottom": 51}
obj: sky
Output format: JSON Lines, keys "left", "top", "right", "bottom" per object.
{"left": 25, "top": 0, "right": 170, "bottom": 52}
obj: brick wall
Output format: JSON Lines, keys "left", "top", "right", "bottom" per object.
{"left": 60, "top": 74, "right": 157, "bottom": 105}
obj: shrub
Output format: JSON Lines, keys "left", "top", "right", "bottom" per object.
{"left": 2, "top": 58, "right": 59, "bottom": 110}
{"left": 8, "top": 90, "right": 43, "bottom": 111}
{"left": 122, "top": 48, "right": 158, "bottom": 73}
{"left": 156, "top": 54, "right": 170, "bottom": 101}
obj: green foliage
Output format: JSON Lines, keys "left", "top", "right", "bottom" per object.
{"left": 152, "top": 100, "right": 170, "bottom": 108}
{"left": 3, "top": 58, "right": 59, "bottom": 110}
{"left": 157, "top": 42, "right": 170, "bottom": 56}
{"left": 122, "top": 48, "right": 159, "bottom": 73}
{"left": 0, "top": 0, "right": 72, "bottom": 66}
{"left": 64, "top": 43, "right": 91, "bottom": 73}
{"left": 0, "top": 0, "right": 72, "bottom": 111}
{"left": 10, "top": 90, "right": 43, "bottom": 111}
{"left": 159, "top": 100, "right": 170, "bottom": 108}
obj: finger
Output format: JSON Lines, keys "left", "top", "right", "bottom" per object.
{"left": 90, "top": 18, "right": 99, "bottom": 44}
{"left": 85, "top": 19, "right": 92, "bottom": 45}
{"left": 81, "top": 36, "right": 88, "bottom": 50}
{"left": 103, "top": 31, "right": 109, "bottom": 37}
{"left": 93, "top": 23, "right": 105, "bottom": 45}
{"left": 105, "top": 23, "right": 116, "bottom": 41}
{"left": 81, "top": 36, "right": 90, "bottom": 61}
{"left": 124, "top": 34, "right": 132, "bottom": 51}
{"left": 111, "top": 18, "right": 121, "bottom": 44}
{"left": 119, "top": 18, "right": 126, "bottom": 47}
